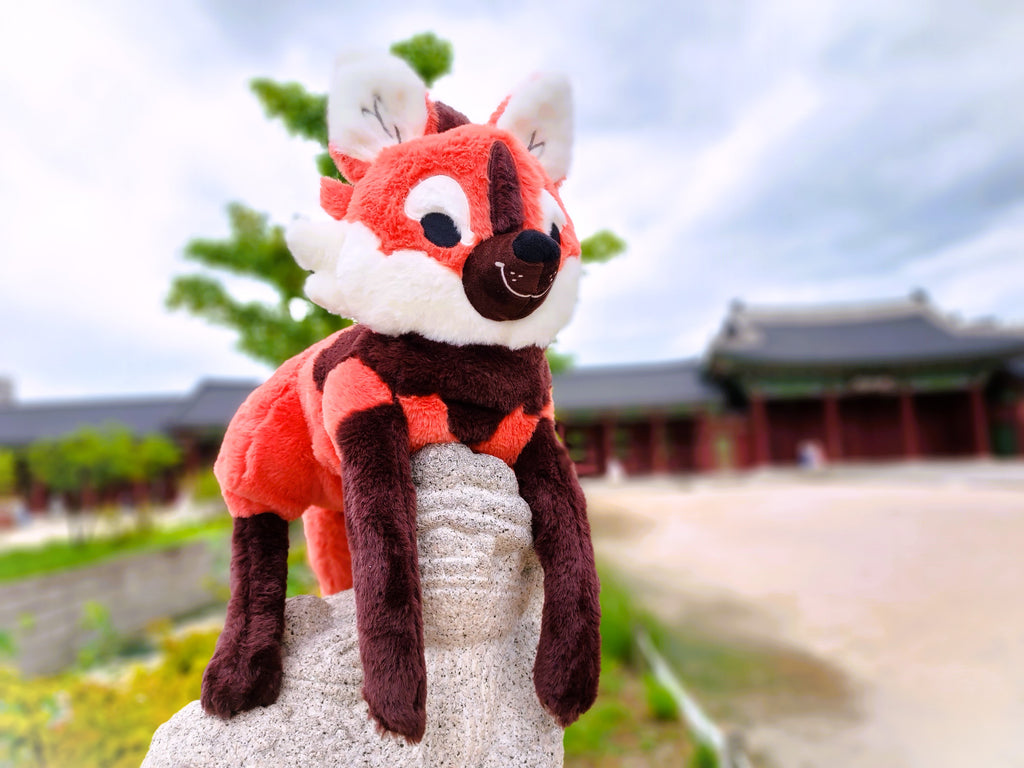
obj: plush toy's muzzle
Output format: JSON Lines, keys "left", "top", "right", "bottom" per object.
{"left": 462, "top": 230, "right": 560, "bottom": 320}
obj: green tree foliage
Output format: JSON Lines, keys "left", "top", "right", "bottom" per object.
{"left": 167, "top": 204, "right": 348, "bottom": 368}
{"left": 168, "top": 31, "right": 623, "bottom": 370}
{"left": 580, "top": 228, "right": 626, "bottom": 264}
{"left": 0, "top": 449, "right": 16, "bottom": 497}
{"left": 390, "top": 32, "right": 453, "bottom": 88}
{"left": 137, "top": 435, "right": 181, "bottom": 481}
{"left": 26, "top": 440, "right": 79, "bottom": 496}
{"left": 24, "top": 426, "right": 183, "bottom": 507}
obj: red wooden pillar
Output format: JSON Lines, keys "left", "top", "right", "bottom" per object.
{"left": 969, "top": 384, "right": 990, "bottom": 456}
{"left": 749, "top": 393, "right": 770, "bottom": 466}
{"left": 650, "top": 415, "right": 669, "bottom": 473}
{"left": 599, "top": 418, "right": 615, "bottom": 476}
{"left": 823, "top": 393, "right": 843, "bottom": 461}
{"left": 29, "top": 480, "right": 48, "bottom": 513}
{"left": 179, "top": 434, "right": 201, "bottom": 474}
{"left": 900, "top": 390, "right": 920, "bottom": 458}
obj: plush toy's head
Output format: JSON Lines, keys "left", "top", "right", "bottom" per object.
{"left": 288, "top": 53, "right": 582, "bottom": 350}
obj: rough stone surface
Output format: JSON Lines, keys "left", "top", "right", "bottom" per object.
{"left": 142, "top": 443, "right": 563, "bottom": 768}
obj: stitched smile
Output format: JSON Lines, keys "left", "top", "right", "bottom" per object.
{"left": 494, "top": 261, "right": 554, "bottom": 299}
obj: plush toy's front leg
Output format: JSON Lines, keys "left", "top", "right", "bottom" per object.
{"left": 201, "top": 513, "right": 289, "bottom": 718}
{"left": 515, "top": 420, "right": 601, "bottom": 726}
{"left": 335, "top": 402, "right": 426, "bottom": 743}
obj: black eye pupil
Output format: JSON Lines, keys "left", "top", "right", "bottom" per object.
{"left": 421, "top": 212, "right": 461, "bottom": 248}
{"left": 549, "top": 224, "right": 561, "bottom": 245}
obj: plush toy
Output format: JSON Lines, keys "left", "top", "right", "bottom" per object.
{"left": 199, "top": 51, "right": 601, "bottom": 744}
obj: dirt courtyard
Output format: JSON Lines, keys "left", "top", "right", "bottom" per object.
{"left": 584, "top": 462, "right": 1024, "bottom": 768}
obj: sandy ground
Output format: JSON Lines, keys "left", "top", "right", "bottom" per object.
{"left": 584, "top": 461, "right": 1024, "bottom": 768}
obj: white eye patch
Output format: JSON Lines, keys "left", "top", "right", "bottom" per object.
{"left": 539, "top": 189, "right": 567, "bottom": 236}
{"left": 404, "top": 175, "right": 475, "bottom": 247}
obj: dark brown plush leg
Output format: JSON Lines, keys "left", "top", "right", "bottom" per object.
{"left": 514, "top": 420, "right": 601, "bottom": 727}
{"left": 201, "top": 513, "right": 289, "bottom": 718}
{"left": 335, "top": 402, "right": 426, "bottom": 743}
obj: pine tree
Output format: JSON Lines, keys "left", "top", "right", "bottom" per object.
{"left": 167, "top": 32, "right": 622, "bottom": 371}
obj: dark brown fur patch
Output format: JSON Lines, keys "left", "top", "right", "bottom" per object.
{"left": 313, "top": 325, "right": 368, "bottom": 391}
{"left": 353, "top": 332, "right": 550, "bottom": 416}
{"left": 445, "top": 400, "right": 510, "bottom": 444}
{"left": 201, "top": 513, "right": 290, "bottom": 719}
{"left": 335, "top": 402, "right": 426, "bottom": 742}
{"left": 487, "top": 141, "right": 524, "bottom": 235}
{"left": 433, "top": 101, "right": 471, "bottom": 133}
{"left": 514, "top": 420, "right": 601, "bottom": 726}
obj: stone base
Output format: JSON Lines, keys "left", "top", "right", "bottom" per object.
{"left": 142, "top": 444, "right": 564, "bottom": 768}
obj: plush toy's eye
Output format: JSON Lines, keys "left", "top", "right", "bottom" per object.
{"left": 421, "top": 212, "right": 461, "bottom": 248}
{"left": 539, "top": 189, "right": 567, "bottom": 247}
{"left": 405, "top": 174, "right": 474, "bottom": 248}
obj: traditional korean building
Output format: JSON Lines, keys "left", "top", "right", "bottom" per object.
{"left": 0, "top": 381, "right": 255, "bottom": 508}
{"left": 552, "top": 295, "right": 1024, "bottom": 474}
{"left": 3, "top": 296, "right": 1024, "bottom": 493}
{"left": 551, "top": 361, "right": 728, "bottom": 477}
{"left": 706, "top": 296, "right": 1024, "bottom": 466}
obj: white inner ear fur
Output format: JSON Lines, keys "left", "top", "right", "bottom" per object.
{"left": 299, "top": 221, "right": 581, "bottom": 349}
{"left": 495, "top": 74, "right": 573, "bottom": 182}
{"left": 403, "top": 175, "right": 476, "bottom": 246}
{"left": 328, "top": 52, "right": 429, "bottom": 163}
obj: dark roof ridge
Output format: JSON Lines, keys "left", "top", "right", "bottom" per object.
{"left": 189, "top": 378, "right": 263, "bottom": 392}
{"left": 733, "top": 297, "right": 927, "bottom": 325}
{"left": 1, "top": 392, "right": 186, "bottom": 412}
{"left": 554, "top": 358, "right": 704, "bottom": 377}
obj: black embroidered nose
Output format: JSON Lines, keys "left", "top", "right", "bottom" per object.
{"left": 513, "top": 229, "right": 560, "bottom": 264}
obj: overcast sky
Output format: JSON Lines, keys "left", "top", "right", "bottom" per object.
{"left": 1, "top": 0, "right": 1022, "bottom": 401}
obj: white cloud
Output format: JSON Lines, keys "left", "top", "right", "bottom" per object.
{"left": 2, "top": 0, "right": 1023, "bottom": 400}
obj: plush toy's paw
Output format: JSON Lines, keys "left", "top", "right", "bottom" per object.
{"left": 200, "top": 643, "right": 283, "bottom": 719}
{"left": 363, "top": 668, "right": 427, "bottom": 744}
{"left": 533, "top": 627, "right": 601, "bottom": 727}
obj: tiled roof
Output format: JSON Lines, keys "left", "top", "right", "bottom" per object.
{"left": 552, "top": 360, "right": 721, "bottom": 413}
{"left": 710, "top": 298, "right": 1024, "bottom": 368}
{"left": 170, "top": 381, "right": 256, "bottom": 429}
{"left": 0, "top": 397, "right": 184, "bottom": 447}
{"left": 0, "top": 380, "right": 259, "bottom": 447}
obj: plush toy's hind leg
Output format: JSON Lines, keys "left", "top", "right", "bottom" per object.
{"left": 303, "top": 505, "right": 353, "bottom": 595}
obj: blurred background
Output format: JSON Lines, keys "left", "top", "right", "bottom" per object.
{"left": 1, "top": 1, "right": 1023, "bottom": 767}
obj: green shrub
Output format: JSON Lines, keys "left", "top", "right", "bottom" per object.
{"left": 190, "top": 467, "right": 224, "bottom": 503}
{"left": 689, "top": 741, "right": 719, "bottom": 768}
{"left": 0, "top": 627, "right": 219, "bottom": 768}
{"left": 643, "top": 672, "right": 679, "bottom": 721}
{"left": 598, "top": 567, "right": 640, "bottom": 666}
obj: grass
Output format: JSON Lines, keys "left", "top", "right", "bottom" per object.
{"left": 0, "top": 516, "right": 232, "bottom": 583}
{"left": 649, "top": 623, "right": 851, "bottom": 725}
{"left": 563, "top": 566, "right": 695, "bottom": 766}
{"left": 564, "top": 658, "right": 693, "bottom": 767}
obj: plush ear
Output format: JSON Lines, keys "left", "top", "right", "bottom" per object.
{"left": 327, "top": 52, "right": 429, "bottom": 173}
{"left": 491, "top": 74, "right": 573, "bottom": 183}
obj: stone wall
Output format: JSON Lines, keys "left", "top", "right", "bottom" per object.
{"left": 0, "top": 541, "right": 218, "bottom": 675}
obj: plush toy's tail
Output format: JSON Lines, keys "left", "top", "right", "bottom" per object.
{"left": 303, "top": 505, "right": 353, "bottom": 594}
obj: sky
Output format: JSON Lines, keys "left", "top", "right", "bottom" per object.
{"left": 1, "top": 0, "right": 1022, "bottom": 401}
